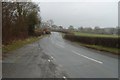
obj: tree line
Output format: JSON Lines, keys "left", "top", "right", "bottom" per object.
{"left": 2, "top": 2, "right": 41, "bottom": 45}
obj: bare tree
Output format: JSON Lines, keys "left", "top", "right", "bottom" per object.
{"left": 2, "top": 2, "right": 41, "bottom": 44}
{"left": 46, "top": 19, "right": 54, "bottom": 27}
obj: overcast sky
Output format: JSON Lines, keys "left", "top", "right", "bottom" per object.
{"left": 37, "top": 1, "right": 118, "bottom": 28}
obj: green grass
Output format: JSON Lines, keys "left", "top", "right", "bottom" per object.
{"left": 74, "top": 32, "right": 119, "bottom": 38}
{"left": 77, "top": 42, "right": 119, "bottom": 55}
{"left": 2, "top": 36, "right": 44, "bottom": 53}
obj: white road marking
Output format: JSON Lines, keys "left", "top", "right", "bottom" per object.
{"left": 72, "top": 50, "right": 103, "bottom": 64}
{"left": 56, "top": 43, "right": 65, "bottom": 48}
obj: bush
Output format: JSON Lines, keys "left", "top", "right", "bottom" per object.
{"left": 64, "top": 34, "right": 119, "bottom": 48}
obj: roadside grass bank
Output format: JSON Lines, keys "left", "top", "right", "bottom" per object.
{"left": 2, "top": 35, "right": 47, "bottom": 53}
{"left": 77, "top": 42, "right": 119, "bottom": 55}
{"left": 63, "top": 33, "right": 119, "bottom": 55}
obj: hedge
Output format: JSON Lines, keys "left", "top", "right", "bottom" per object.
{"left": 64, "top": 34, "right": 120, "bottom": 48}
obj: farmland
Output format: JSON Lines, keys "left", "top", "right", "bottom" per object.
{"left": 74, "top": 32, "right": 119, "bottom": 38}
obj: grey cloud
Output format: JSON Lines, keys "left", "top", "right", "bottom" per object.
{"left": 40, "top": 2, "right": 118, "bottom": 28}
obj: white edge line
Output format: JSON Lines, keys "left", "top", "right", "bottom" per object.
{"left": 72, "top": 50, "right": 103, "bottom": 64}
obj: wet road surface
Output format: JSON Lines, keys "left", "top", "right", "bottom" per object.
{"left": 3, "top": 32, "right": 118, "bottom": 78}
{"left": 39, "top": 32, "right": 118, "bottom": 78}
{"left": 2, "top": 34, "right": 68, "bottom": 78}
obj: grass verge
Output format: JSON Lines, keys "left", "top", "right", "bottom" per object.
{"left": 76, "top": 42, "right": 119, "bottom": 55}
{"left": 2, "top": 35, "right": 45, "bottom": 53}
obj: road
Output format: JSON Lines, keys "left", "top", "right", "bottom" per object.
{"left": 3, "top": 33, "right": 68, "bottom": 78}
{"left": 39, "top": 32, "right": 118, "bottom": 78}
{"left": 3, "top": 32, "right": 118, "bottom": 78}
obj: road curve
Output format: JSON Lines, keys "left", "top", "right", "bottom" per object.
{"left": 39, "top": 32, "right": 118, "bottom": 78}
{"left": 3, "top": 32, "right": 118, "bottom": 78}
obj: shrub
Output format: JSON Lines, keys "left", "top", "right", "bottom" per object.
{"left": 64, "top": 34, "right": 119, "bottom": 48}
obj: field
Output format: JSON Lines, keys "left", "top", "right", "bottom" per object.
{"left": 74, "top": 32, "right": 119, "bottom": 38}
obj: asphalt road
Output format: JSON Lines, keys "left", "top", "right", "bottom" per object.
{"left": 2, "top": 34, "right": 68, "bottom": 78}
{"left": 3, "top": 32, "right": 118, "bottom": 78}
{"left": 39, "top": 32, "right": 118, "bottom": 78}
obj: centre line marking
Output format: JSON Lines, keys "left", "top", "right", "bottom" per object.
{"left": 72, "top": 50, "right": 103, "bottom": 64}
